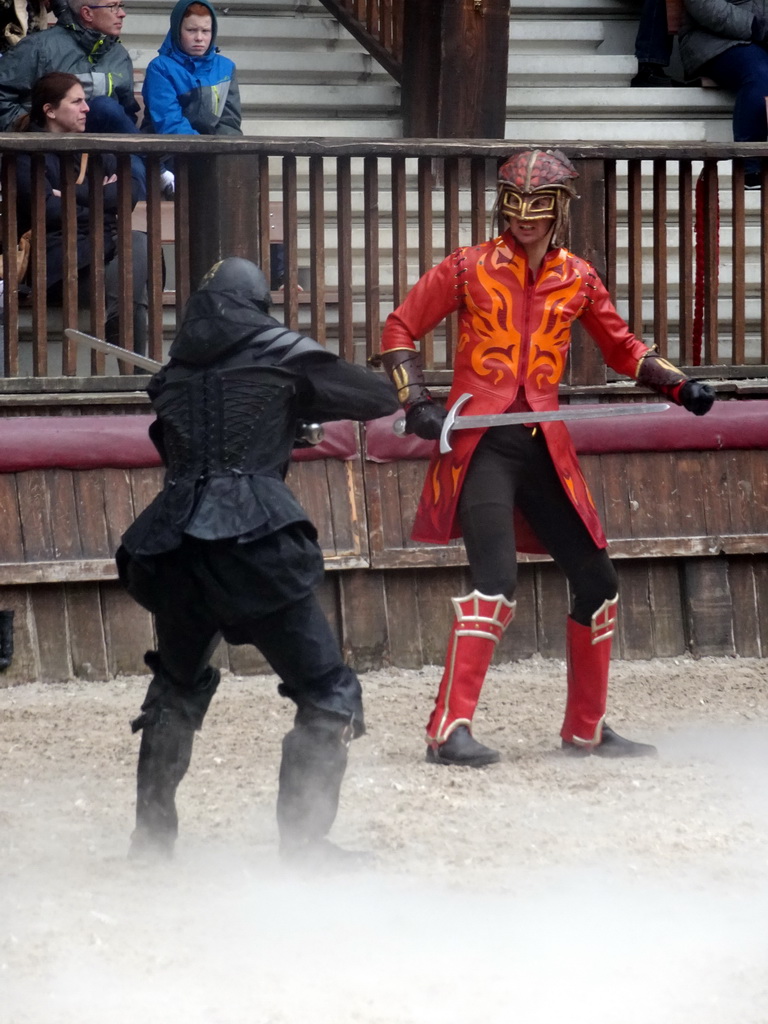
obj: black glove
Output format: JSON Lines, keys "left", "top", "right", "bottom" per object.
{"left": 680, "top": 380, "right": 716, "bottom": 416}
{"left": 404, "top": 401, "right": 447, "bottom": 440}
{"left": 752, "top": 16, "right": 768, "bottom": 42}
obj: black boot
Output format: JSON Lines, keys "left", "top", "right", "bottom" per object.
{"left": 562, "top": 723, "right": 657, "bottom": 759}
{"left": 277, "top": 707, "right": 369, "bottom": 868}
{"left": 631, "top": 62, "right": 673, "bottom": 87}
{"left": 129, "top": 706, "right": 195, "bottom": 860}
{"left": 0, "top": 610, "right": 14, "bottom": 671}
{"left": 128, "top": 655, "right": 220, "bottom": 860}
{"left": 426, "top": 724, "right": 500, "bottom": 767}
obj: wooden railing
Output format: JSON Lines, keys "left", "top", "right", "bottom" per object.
{"left": 2, "top": 137, "right": 768, "bottom": 384}
{"left": 316, "top": 0, "right": 403, "bottom": 77}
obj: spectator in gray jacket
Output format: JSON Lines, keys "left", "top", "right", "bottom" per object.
{"left": 678, "top": 0, "right": 768, "bottom": 184}
{"left": 0, "top": 0, "right": 139, "bottom": 132}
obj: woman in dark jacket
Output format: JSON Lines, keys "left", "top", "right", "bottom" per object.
{"left": 15, "top": 72, "right": 149, "bottom": 353}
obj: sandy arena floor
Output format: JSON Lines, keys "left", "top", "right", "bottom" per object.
{"left": 1, "top": 654, "right": 767, "bottom": 1024}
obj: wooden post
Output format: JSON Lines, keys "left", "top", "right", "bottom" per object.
{"left": 402, "top": 0, "right": 510, "bottom": 139}
{"left": 568, "top": 158, "right": 608, "bottom": 386}
{"left": 187, "top": 154, "right": 261, "bottom": 289}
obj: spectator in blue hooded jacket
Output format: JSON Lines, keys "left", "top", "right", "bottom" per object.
{"left": 141, "top": 0, "right": 242, "bottom": 137}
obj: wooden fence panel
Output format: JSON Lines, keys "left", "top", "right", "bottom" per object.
{"left": 683, "top": 558, "right": 736, "bottom": 657}
{"left": 66, "top": 582, "right": 109, "bottom": 680}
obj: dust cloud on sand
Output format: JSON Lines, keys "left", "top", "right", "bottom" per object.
{"left": 1, "top": 654, "right": 767, "bottom": 1024}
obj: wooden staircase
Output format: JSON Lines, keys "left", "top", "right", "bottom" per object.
{"left": 124, "top": 0, "right": 737, "bottom": 143}
{"left": 507, "top": 0, "right": 733, "bottom": 143}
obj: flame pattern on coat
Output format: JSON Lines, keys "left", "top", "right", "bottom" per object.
{"left": 381, "top": 230, "right": 651, "bottom": 551}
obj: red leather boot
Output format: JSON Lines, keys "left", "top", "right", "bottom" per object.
{"left": 426, "top": 590, "right": 515, "bottom": 767}
{"left": 561, "top": 596, "right": 656, "bottom": 758}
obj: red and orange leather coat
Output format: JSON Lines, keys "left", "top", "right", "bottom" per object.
{"left": 380, "top": 230, "right": 651, "bottom": 552}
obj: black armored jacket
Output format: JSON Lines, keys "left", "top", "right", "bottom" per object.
{"left": 121, "top": 282, "right": 397, "bottom": 558}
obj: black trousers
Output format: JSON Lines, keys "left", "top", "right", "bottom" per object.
{"left": 119, "top": 532, "right": 363, "bottom": 732}
{"left": 457, "top": 426, "right": 618, "bottom": 626}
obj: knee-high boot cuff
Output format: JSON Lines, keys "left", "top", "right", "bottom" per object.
{"left": 276, "top": 710, "right": 353, "bottom": 852}
{"left": 426, "top": 591, "right": 515, "bottom": 744}
{"left": 278, "top": 664, "right": 365, "bottom": 738}
{"left": 131, "top": 707, "right": 196, "bottom": 856}
{"left": 560, "top": 596, "right": 618, "bottom": 746}
{"left": 132, "top": 652, "right": 221, "bottom": 733}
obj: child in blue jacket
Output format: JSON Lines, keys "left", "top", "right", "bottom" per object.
{"left": 142, "top": 0, "right": 242, "bottom": 137}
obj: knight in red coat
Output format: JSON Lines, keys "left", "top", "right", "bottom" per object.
{"left": 380, "top": 149, "right": 715, "bottom": 767}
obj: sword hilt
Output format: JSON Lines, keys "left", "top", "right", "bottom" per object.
{"left": 297, "top": 421, "right": 324, "bottom": 445}
{"left": 439, "top": 392, "right": 472, "bottom": 454}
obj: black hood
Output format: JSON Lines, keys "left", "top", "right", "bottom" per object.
{"left": 168, "top": 258, "right": 277, "bottom": 366}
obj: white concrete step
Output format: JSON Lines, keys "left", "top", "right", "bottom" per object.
{"left": 125, "top": 13, "right": 361, "bottom": 59}
{"left": 507, "top": 54, "right": 636, "bottom": 85}
{"left": 505, "top": 120, "right": 732, "bottom": 143}
{"left": 241, "top": 117, "right": 403, "bottom": 137}
{"left": 131, "top": 47, "right": 389, "bottom": 85}
{"left": 508, "top": 85, "right": 732, "bottom": 115}
{"left": 509, "top": 21, "right": 605, "bottom": 52}
{"left": 128, "top": 0, "right": 337, "bottom": 15}
{"left": 239, "top": 82, "right": 399, "bottom": 113}
{"left": 225, "top": 50, "right": 388, "bottom": 82}
{"left": 511, "top": 0, "right": 637, "bottom": 15}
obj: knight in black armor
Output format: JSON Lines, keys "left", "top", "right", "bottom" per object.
{"left": 116, "top": 257, "right": 398, "bottom": 865}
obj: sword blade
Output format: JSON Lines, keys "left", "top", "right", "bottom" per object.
{"left": 452, "top": 403, "right": 670, "bottom": 431}
{"left": 64, "top": 329, "right": 162, "bottom": 373}
{"left": 65, "top": 329, "right": 326, "bottom": 446}
{"left": 439, "top": 398, "right": 670, "bottom": 454}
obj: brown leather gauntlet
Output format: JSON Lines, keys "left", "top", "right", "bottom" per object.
{"left": 636, "top": 351, "right": 687, "bottom": 403}
{"left": 379, "top": 348, "right": 432, "bottom": 410}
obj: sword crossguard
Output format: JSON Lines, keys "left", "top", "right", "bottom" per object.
{"left": 439, "top": 392, "right": 472, "bottom": 454}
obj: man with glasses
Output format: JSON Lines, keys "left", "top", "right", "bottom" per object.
{"left": 0, "top": 0, "right": 138, "bottom": 131}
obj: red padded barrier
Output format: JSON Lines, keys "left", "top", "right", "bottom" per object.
{"left": 364, "top": 402, "right": 768, "bottom": 462}
{"left": 0, "top": 415, "right": 359, "bottom": 473}
{"left": 570, "top": 401, "right": 768, "bottom": 453}
{"left": 0, "top": 416, "right": 161, "bottom": 472}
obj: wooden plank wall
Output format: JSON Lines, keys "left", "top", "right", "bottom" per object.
{"left": 0, "top": 452, "right": 369, "bottom": 683}
{"left": 360, "top": 441, "right": 768, "bottom": 666}
{"left": 0, "top": 552, "right": 765, "bottom": 685}
{"left": 364, "top": 448, "right": 768, "bottom": 566}
{"left": 332, "top": 556, "right": 768, "bottom": 671}
{"left": 0, "top": 428, "right": 766, "bottom": 685}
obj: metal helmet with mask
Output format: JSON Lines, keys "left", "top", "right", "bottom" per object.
{"left": 495, "top": 149, "right": 579, "bottom": 248}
